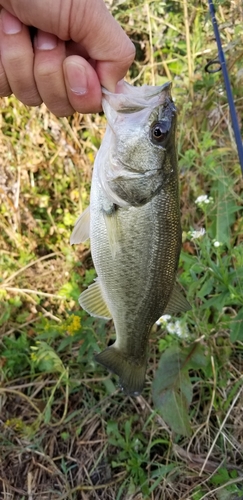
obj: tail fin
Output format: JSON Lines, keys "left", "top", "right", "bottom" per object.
{"left": 95, "top": 346, "right": 146, "bottom": 397}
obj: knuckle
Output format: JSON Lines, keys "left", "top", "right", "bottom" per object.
{"left": 34, "top": 62, "right": 60, "bottom": 81}
{"left": 2, "top": 48, "right": 32, "bottom": 68}
{"left": 44, "top": 101, "right": 74, "bottom": 117}
{"left": 10, "top": 83, "right": 42, "bottom": 106}
{"left": 20, "top": 94, "right": 42, "bottom": 107}
{"left": 119, "top": 42, "right": 136, "bottom": 69}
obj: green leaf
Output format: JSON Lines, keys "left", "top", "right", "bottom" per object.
{"left": 186, "top": 344, "right": 209, "bottom": 369}
{"left": 210, "top": 467, "right": 229, "bottom": 486}
{"left": 152, "top": 346, "right": 193, "bottom": 436}
{"left": 197, "top": 277, "right": 214, "bottom": 299}
{"left": 154, "top": 386, "right": 192, "bottom": 436}
{"left": 210, "top": 170, "right": 237, "bottom": 246}
{"left": 44, "top": 404, "right": 52, "bottom": 424}
{"left": 150, "top": 464, "right": 176, "bottom": 492}
{"left": 201, "top": 291, "right": 230, "bottom": 311}
{"left": 58, "top": 281, "right": 80, "bottom": 300}
{"left": 31, "top": 341, "right": 65, "bottom": 374}
{"left": 230, "top": 308, "right": 243, "bottom": 342}
{"left": 152, "top": 344, "right": 208, "bottom": 436}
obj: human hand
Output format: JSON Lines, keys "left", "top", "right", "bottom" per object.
{"left": 0, "top": 0, "right": 135, "bottom": 115}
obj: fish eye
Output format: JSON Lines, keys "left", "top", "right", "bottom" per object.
{"left": 150, "top": 121, "right": 170, "bottom": 144}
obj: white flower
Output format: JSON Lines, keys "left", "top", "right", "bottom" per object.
{"left": 167, "top": 320, "right": 189, "bottom": 338}
{"left": 195, "top": 195, "right": 213, "bottom": 205}
{"left": 214, "top": 241, "right": 221, "bottom": 247}
{"left": 195, "top": 194, "right": 209, "bottom": 204}
{"left": 161, "top": 314, "right": 172, "bottom": 322}
{"left": 166, "top": 322, "right": 177, "bottom": 334}
{"left": 156, "top": 314, "right": 171, "bottom": 326}
{"left": 157, "top": 316, "right": 189, "bottom": 339}
{"left": 189, "top": 228, "right": 206, "bottom": 240}
{"left": 174, "top": 320, "right": 189, "bottom": 338}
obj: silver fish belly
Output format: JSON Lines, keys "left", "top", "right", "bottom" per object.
{"left": 71, "top": 81, "right": 190, "bottom": 396}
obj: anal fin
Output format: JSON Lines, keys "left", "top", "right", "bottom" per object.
{"left": 163, "top": 283, "right": 191, "bottom": 315}
{"left": 79, "top": 279, "right": 112, "bottom": 320}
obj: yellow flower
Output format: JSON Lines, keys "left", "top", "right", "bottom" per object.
{"left": 66, "top": 315, "right": 81, "bottom": 335}
{"left": 5, "top": 418, "right": 24, "bottom": 431}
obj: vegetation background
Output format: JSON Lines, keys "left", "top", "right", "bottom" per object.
{"left": 0, "top": 0, "right": 243, "bottom": 498}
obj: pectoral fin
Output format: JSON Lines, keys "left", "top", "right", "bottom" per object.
{"left": 163, "top": 284, "right": 191, "bottom": 315}
{"left": 70, "top": 206, "right": 90, "bottom": 245}
{"left": 103, "top": 205, "right": 120, "bottom": 258}
{"left": 79, "top": 279, "right": 112, "bottom": 320}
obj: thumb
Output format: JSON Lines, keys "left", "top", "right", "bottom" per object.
{"left": 0, "top": 0, "right": 135, "bottom": 91}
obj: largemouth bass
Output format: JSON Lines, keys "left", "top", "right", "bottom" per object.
{"left": 71, "top": 81, "right": 190, "bottom": 396}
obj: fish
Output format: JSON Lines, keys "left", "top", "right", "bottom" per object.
{"left": 70, "top": 81, "right": 190, "bottom": 396}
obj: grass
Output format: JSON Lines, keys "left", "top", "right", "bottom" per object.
{"left": 0, "top": 0, "right": 243, "bottom": 498}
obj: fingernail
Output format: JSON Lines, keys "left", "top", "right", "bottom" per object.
{"left": 36, "top": 30, "right": 57, "bottom": 50}
{"left": 2, "top": 10, "right": 22, "bottom": 34}
{"left": 115, "top": 79, "right": 125, "bottom": 93}
{"left": 66, "top": 61, "right": 88, "bottom": 95}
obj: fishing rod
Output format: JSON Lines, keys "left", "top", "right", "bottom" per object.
{"left": 206, "top": 0, "right": 243, "bottom": 177}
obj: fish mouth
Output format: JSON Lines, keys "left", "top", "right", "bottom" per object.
{"left": 102, "top": 80, "right": 171, "bottom": 99}
{"left": 101, "top": 81, "right": 172, "bottom": 113}
{"left": 106, "top": 160, "right": 164, "bottom": 180}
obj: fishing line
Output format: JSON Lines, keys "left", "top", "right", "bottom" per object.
{"left": 206, "top": 0, "right": 243, "bottom": 177}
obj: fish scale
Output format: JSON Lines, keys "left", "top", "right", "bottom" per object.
{"left": 71, "top": 81, "right": 191, "bottom": 396}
